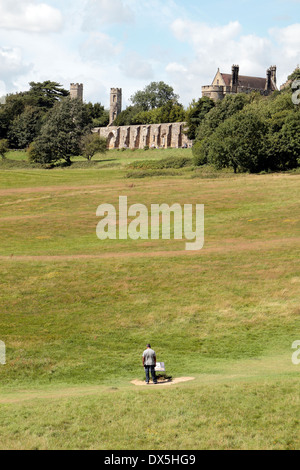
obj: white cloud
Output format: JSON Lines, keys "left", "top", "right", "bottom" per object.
{"left": 171, "top": 19, "right": 242, "bottom": 49}
{"left": 82, "top": 0, "right": 134, "bottom": 30}
{"left": 166, "top": 18, "right": 297, "bottom": 104}
{"left": 0, "top": 1, "right": 299, "bottom": 109}
{"left": 166, "top": 63, "right": 188, "bottom": 74}
{"left": 0, "top": 0, "right": 63, "bottom": 33}
{"left": 0, "top": 47, "right": 32, "bottom": 87}
{"left": 270, "top": 23, "right": 300, "bottom": 58}
{"left": 120, "top": 52, "right": 154, "bottom": 80}
{"left": 80, "top": 32, "right": 123, "bottom": 61}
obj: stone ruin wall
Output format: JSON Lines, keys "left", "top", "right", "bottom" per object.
{"left": 94, "top": 122, "right": 193, "bottom": 150}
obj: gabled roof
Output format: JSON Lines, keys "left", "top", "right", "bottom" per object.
{"left": 220, "top": 74, "right": 232, "bottom": 87}
{"left": 221, "top": 73, "right": 276, "bottom": 91}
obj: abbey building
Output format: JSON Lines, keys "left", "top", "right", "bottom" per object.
{"left": 202, "top": 65, "right": 278, "bottom": 101}
{"left": 70, "top": 64, "right": 278, "bottom": 149}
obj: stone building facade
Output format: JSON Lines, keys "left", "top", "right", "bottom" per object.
{"left": 202, "top": 65, "right": 278, "bottom": 101}
{"left": 94, "top": 122, "right": 193, "bottom": 150}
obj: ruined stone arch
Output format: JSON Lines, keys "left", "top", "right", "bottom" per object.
{"left": 107, "top": 132, "right": 116, "bottom": 150}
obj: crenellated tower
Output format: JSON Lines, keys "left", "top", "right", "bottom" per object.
{"left": 70, "top": 83, "right": 83, "bottom": 102}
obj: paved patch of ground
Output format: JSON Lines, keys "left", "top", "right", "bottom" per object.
{"left": 131, "top": 377, "right": 195, "bottom": 387}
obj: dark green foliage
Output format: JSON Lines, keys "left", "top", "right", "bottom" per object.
{"left": 128, "top": 156, "right": 192, "bottom": 170}
{"left": 130, "top": 81, "right": 179, "bottom": 111}
{"left": 114, "top": 100, "right": 186, "bottom": 127}
{"left": 29, "top": 97, "right": 92, "bottom": 165}
{"left": 288, "top": 66, "right": 300, "bottom": 82}
{"left": 80, "top": 133, "right": 107, "bottom": 161}
{"left": 0, "top": 81, "right": 69, "bottom": 146}
{"left": 192, "top": 140, "right": 209, "bottom": 166}
{"left": 0, "top": 93, "right": 27, "bottom": 140}
{"left": 196, "top": 93, "right": 253, "bottom": 141}
{"left": 0, "top": 139, "right": 9, "bottom": 159}
{"left": 193, "top": 78, "right": 300, "bottom": 173}
{"left": 266, "top": 110, "right": 300, "bottom": 171}
{"left": 27, "top": 81, "right": 69, "bottom": 109}
{"left": 204, "top": 110, "right": 268, "bottom": 173}
{"left": 185, "top": 97, "right": 215, "bottom": 140}
{"left": 84, "top": 102, "right": 109, "bottom": 127}
{"left": 113, "top": 105, "right": 144, "bottom": 126}
{"left": 131, "top": 100, "right": 186, "bottom": 125}
{"left": 8, "top": 106, "right": 43, "bottom": 149}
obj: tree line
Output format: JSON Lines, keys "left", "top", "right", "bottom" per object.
{"left": 0, "top": 81, "right": 109, "bottom": 165}
{"left": 191, "top": 68, "right": 300, "bottom": 173}
{"left": 0, "top": 71, "right": 299, "bottom": 171}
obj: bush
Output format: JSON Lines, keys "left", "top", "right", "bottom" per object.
{"left": 128, "top": 156, "right": 193, "bottom": 170}
{"left": 80, "top": 133, "right": 107, "bottom": 161}
{"left": 0, "top": 139, "right": 9, "bottom": 159}
{"left": 126, "top": 169, "right": 179, "bottom": 178}
{"left": 192, "top": 140, "right": 208, "bottom": 166}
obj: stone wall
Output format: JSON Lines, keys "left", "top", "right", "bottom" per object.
{"left": 94, "top": 122, "right": 193, "bottom": 150}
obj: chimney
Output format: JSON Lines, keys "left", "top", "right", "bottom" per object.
{"left": 231, "top": 65, "right": 239, "bottom": 88}
{"left": 270, "top": 66, "right": 277, "bottom": 86}
{"left": 266, "top": 68, "right": 272, "bottom": 91}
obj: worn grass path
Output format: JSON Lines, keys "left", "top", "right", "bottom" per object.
{"left": 0, "top": 354, "right": 295, "bottom": 404}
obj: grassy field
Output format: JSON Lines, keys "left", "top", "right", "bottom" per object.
{"left": 0, "top": 148, "right": 299, "bottom": 449}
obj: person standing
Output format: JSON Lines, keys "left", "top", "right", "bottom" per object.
{"left": 142, "top": 344, "right": 157, "bottom": 384}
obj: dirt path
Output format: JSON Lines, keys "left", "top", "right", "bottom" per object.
{"left": 0, "top": 237, "right": 299, "bottom": 262}
{"left": 0, "top": 184, "right": 117, "bottom": 196}
{"left": 0, "top": 180, "right": 183, "bottom": 197}
{"left": 0, "top": 378, "right": 195, "bottom": 404}
{"left": 0, "top": 355, "right": 294, "bottom": 404}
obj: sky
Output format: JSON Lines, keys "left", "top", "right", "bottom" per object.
{"left": 0, "top": 0, "right": 300, "bottom": 108}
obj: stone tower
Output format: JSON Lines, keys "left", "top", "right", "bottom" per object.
{"left": 70, "top": 83, "right": 83, "bottom": 101}
{"left": 109, "top": 88, "right": 122, "bottom": 125}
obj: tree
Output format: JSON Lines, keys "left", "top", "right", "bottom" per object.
{"left": 113, "top": 105, "right": 144, "bottom": 126}
{"left": 29, "top": 97, "right": 92, "bottom": 166}
{"left": 0, "top": 81, "right": 69, "bottom": 145}
{"left": 80, "top": 133, "right": 107, "bottom": 161}
{"left": 8, "top": 106, "right": 43, "bottom": 149}
{"left": 266, "top": 111, "right": 300, "bottom": 171}
{"left": 131, "top": 100, "right": 186, "bottom": 125}
{"left": 196, "top": 93, "right": 253, "bottom": 141}
{"left": 0, "top": 139, "right": 9, "bottom": 160}
{"left": 27, "top": 81, "right": 69, "bottom": 109}
{"left": 185, "top": 97, "right": 215, "bottom": 140}
{"left": 288, "top": 67, "right": 300, "bottom": 82}
{"left": 198, "top": 110, "right": 268, "bottom": 173}
{"left": 84, "top": 102, "right": 109, "bottom": 127}
{"left": 130, "top": 81, "right": 179, "bottom": 111}
{"left": 0, "top": 93, "right": 26, "bottom": 140}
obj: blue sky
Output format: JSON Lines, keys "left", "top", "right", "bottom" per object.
{"left": 0, "top": 0, "right": 299, "bottom": 107}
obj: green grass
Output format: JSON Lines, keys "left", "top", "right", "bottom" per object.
{"left": 0, "top": 155, "right": 299, "bottom": 449}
